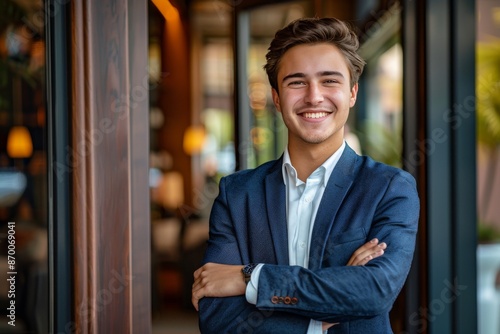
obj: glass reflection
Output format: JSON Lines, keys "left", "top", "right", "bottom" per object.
{"left": 245, "top": 2, "right": 310, "bottom": 168}
{"left": 476, "top": 0, "right": 500, "bottom": 333}
{"left": 0, "top": 1, "right": 48, "bottom": 332}
{"left": 359, "top": 42, "right": 403, "bottom": 167}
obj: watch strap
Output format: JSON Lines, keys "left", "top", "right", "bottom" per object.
{"left": 241, "top": 263, "right": 258, "bottom": 284}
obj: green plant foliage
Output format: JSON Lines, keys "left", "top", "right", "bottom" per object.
{"left": 476, "top": 41, "right": 500, "bottom": 149}
{"left": 476, "top": 41, "right": 500, "bottom": 241}
{"left": 358, "top": 120, "right": 402, "bottom": 168}
{"left": 478, "top": 222, "right": 500, "bottom": 243}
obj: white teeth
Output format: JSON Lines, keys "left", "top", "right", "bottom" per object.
{"left": 303, "top": 112, "right": 328, "bottom": 119}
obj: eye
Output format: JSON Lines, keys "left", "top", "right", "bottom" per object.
{"left": 288, "top": 80, "right": 306, "bottom": 86}
{"left": 324, "top": 79, "right": 340, "bottom": 85}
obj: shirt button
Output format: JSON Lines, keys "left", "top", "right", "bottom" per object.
{"left": 304, "top": 196, "right": 311, "bottom": 203}
{"left": 300, "top": 242, "right": 306, "bottom": 248}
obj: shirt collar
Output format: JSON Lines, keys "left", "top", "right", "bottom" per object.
{"left": 282, "top": 141, "right": 346, "bottom": 187}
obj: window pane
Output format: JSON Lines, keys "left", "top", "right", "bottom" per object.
{"left": 245, "top": 2, "right": 311, "bottom": 168}
{"left": 476, "top": 0, "right": 500, "bottom": 333}
{"left": 0, "top": 1, "right": 48, "bottom": 332}
{"left": 356, "top": 4, "right": 403, "bottom": 167}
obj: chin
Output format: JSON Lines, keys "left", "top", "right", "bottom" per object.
{"left": 301, "top": 136, "right": 329, "bottom": 145}
{"left": 301, "top": 131, "right": 340, "bottom": 145}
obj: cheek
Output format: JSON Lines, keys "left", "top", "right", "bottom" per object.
{"left": 279, "top": 92, "right": 300, "bottom": 109}
{"left": 333, "top": 90, "right": 353, "bottom": 107}
{"left": 327, "top": 90, "right": 346, "bottom": 104}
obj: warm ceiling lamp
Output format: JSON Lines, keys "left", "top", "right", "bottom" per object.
{"left": 151, "top": 0, "right": 179, "bottom": 21}
{"left": 183, "top": 125, "right": 206, "bottom": 155}
{"left": 7, "top": 126, "right": 33, "bottom": 158}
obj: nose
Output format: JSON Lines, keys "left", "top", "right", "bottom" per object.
{"left": 304, "top": 83, "right": 324, "bottom": 105}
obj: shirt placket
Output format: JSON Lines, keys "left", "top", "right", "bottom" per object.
{"left": 296, "top": 179, "right": 319, "bottom": 268}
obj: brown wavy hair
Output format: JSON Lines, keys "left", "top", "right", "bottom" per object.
{"left": 264, "top": 17, "right": 366, "bottom": 91}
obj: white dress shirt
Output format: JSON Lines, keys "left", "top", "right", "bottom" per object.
{"left": 245, "top": 142, "right": 346, "bottom": 333}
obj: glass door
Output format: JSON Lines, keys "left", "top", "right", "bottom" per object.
{"left": 0, "top": 1, "right": 49, "bottom": 332}
{"left": 476, "top": 0, "right": 500, "bottom": 333}
{"left": 235, "top": 1, "right": 311, "bottom": 169}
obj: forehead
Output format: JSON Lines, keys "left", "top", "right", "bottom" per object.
{"left": 277, "top": 43, "right": 350, "bottom": 79}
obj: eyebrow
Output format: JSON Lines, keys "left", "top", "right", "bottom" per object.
{"left": 281, "top": 71, "right": 345, "bottom": 83}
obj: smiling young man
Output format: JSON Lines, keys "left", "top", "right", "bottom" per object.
{"left": 273, "top": 42, "right": 357, "bottom": 181}
{"left": 192, "top": 17, "right": 420, "bottom": 333}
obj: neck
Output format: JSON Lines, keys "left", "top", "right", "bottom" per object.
{"left": 288, "top": 138, "right": 343, "bottom": 181}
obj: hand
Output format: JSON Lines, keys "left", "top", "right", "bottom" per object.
{"left": 346, "top": 238, "right": 386, "bottom": 266}
{"left": 191, "top": 240, "right": 387, "bottom": 313}
{"left": 323, "top": 322, "right": 338, "bottom": 331}
{"left": 322, "top": 238, "right": 387, "bottom": 330}
{"left": 192, "top": 263, "right": 246, "bottom": 311}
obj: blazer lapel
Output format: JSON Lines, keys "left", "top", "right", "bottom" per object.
{"left": 308, "top": 145, "right": 359, "bottom": 270}
{"left": 264, "top": 159, "right": 289, "bottom": 265}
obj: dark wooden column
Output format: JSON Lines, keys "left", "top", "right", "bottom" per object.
{"left": 70, "top": 0, "right": 150, "bottom": 332}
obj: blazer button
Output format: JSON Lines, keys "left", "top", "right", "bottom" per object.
{"left": 291, "top": 297, "right": 298, "bottom": 305}
{"left": 278, "top": 296, "right": 284, "bottom": 304}
{"left": 284, "top": 296, "right": 291, "bottom": 304}
{"left": 271, "top": 296, "right": 279, "bottom": 304}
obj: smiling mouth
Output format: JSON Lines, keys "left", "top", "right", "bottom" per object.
{"left": 301, "top": 112, "right": 329, "bottom": 119}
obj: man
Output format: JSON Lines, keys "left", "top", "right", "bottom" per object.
{"left": 192, "top": 17, "right": 420, "bottom": 333}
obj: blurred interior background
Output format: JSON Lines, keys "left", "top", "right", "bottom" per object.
{"left": 0, "top": 0, "right": 498, "bottom": 333}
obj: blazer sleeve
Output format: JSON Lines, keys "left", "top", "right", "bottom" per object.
{"left": 198, "top": 177, "right": 311, "bottom": 333}
{"left": 254, "top": 170, "right": 420, "bottom": 324}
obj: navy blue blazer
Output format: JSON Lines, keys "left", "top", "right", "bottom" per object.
{"left": 199, "top": 145, "right": 420, "bottom": 333}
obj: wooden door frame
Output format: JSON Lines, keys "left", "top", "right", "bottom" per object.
{"left": 47, "top": 0, "right": 151, "bottom": 332}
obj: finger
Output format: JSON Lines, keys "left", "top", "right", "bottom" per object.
{"left": 356, "top": 242, "right": 386, "bottom": 261}
{"left": 354, "top": 238, "right": 378, "bottom": 256}
{"left": 347, "top": 239, "right": 378, "bottom": 266}
{"left": 357, "top": 249, "right": 384, "bottom": 266}
{"left": 192, "top": 285, "right": 206, "bottom": 311}
{"left": 192, "top": 265, "right": 209, "bottom": 291}
{"left": 192, "top": 276, "right": 206, "bottom": 294}
{"left": 192, "top": 280, "right": 201, "bottom": 293}
{"left": 348, "top": 241, "right": 386, "bottom": 266}
{"left": 357, "top": 243, "right": 386, "bottom": 264}
{"left": 322, "top": 322, "right": 339, "bottom": 330}
{"left": 352, "top": 243, "right": 386, "bottom": 266}
{"left": 192, "top": 294, "right": 200, "bottom": 311}
{"left": 193, "top": 262, "right": 215, "bottom": 278}
{"left": 193, "top": 265, "right": 204, "bottom": 279}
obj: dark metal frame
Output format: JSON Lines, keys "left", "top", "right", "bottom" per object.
{"left": 402, "top": 0, "right": 477, "bottom": 332}
{"left": 45, "top": 0, "right": 72, "bottom": 332}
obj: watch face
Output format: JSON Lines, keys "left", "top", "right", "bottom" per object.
{"left": 242, "top": 264, "right": 257, "bottom": 284}
{"left": 243, "top": 263, "right": 257, "bottom": 275}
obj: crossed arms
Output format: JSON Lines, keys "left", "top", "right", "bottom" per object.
{"left": 192, "top": 238, "right": 386, "bottom": 310}
{"left": 192, "top": 170, "right": 419, "bottom": 333}
{"left": 193, "top": 239, "right": 387, "bottom": 332}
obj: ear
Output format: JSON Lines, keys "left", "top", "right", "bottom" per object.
{"left": 272, "top": 88, "right": 281, "bottom": 113}
{"left": 349, "top": 83, "right": 359, "bottom": 108}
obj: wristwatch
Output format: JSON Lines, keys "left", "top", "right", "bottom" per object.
{"left": 241, "top": 263, "right": 258, "bottom": 284}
